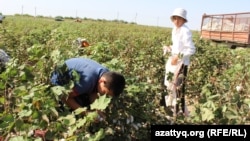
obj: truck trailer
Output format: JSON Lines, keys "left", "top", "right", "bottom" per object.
{"left": 200, "top": 12, "right": 250, "bottom": 48}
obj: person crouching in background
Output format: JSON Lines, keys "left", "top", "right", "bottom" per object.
{"left": 73, "top": 38, "right": 90, "bottom": 55}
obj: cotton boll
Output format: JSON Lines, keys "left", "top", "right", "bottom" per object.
{"left": 163, "top": 48, "right": 167, "bottom": 55}
{"left": 236, "top": 85, "right": 243, "bottom": 92}
{"left": 131, "top": 123, "right": 139, "bottom": 130}
{"left": 163, "top": 46, "right": 171, "bottom": 55}
{"left": 130, "top": 115, "right": 134, "bottom": 123}
{"left": 147, "top": 77, "right": 152, "bottom": 83}
{"left": 126, "top": 118, "right": 130, "bottom": 124}
{"left": 27, "top": 130, "right": 34, "bottom": 136}
{"left": 99, "top": 117, "right": 104, "bottom": 121}
{"left": 137, "top": 123, "right": 142, "bottom": 128}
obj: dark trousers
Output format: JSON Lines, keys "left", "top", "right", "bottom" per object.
{"left": 176, "top": 65, "right": 188, "bottom": 113}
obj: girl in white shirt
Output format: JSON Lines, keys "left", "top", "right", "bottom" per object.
{"left": 163, "top": 8, "right": 196, "bottom": 116}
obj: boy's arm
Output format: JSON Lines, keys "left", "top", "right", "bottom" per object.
{"left": 61, "top": 96, "right": 81, "bottom": 111}
{"left": 61, "top": 88, "right": 83, "bottom": 111}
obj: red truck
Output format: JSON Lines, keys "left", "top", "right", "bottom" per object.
{"left": 200, "top": 12, "right": 250, "bottom": 48}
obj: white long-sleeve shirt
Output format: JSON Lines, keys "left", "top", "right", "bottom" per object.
{"left": 171, "top": 24, "right": 196, "bottom": 65}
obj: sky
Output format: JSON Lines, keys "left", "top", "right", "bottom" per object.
{"left": 0, "top": 0, "right": 249, "bottom": 30}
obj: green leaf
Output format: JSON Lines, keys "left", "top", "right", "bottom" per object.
{"left": 222, "top": 105, "right": 227, "bottom": 112}
{"left": 89, "top": 128, "right": 105, "bottom": 141}
{"left": 243, "top": 98, "right": 250, "bottom": 107}
{"left": 32, "top": 110, "right": 40, "bottom": 119}
{"left": 18, "top": 109, "right": 32, "bottom": 117}
{"left": 74, "top": 107, "right": 87, "bottom": 115}
{"left": 34, "top": 138, "right": 43, "bottom": 141}
{"left": 0, "top": 71, "right": 8, "bottom": 80}
{"left": 0, "top": 81, "right": 5, "bottom": 89}
{"left": 58, "top": 115, "right": 76, "bottom": 126}
{"left": 67, "top": 125, "right": 78, "bottom": 137}
{"left": 14, "top": 85, "right": 27, "bottom": 91}
{"left": 9, "top": 136, "right": 25, "bottom": 141}
{"left": 234, "top": 63, "right": 243, "bottom": 70}
{"left": 51, "top": 50, "right": 62, "bottom": 63}
{"left": 0, "top": 97, "right": 5, "bottom": 104}
{"left": 22, "top": 92, "right": 34, "bottom": 101}
{"left": 90, "top": 94, "right": 111, "bottom": 110}
{"left": 85, "top": 112, "right": 98, "bottom": 123}
{"left": 72, "top": 70, "right": 80, "bottom": 83}
{"left": 201, "top": 108, "right": 214, "bottom": 122}
{"left": 1, "top": 114, "right": 15, "bottom": 122}
{"left": 50, "top": 107, "right": 59, "bottom": 117}
{"left": 76, "top": 118, "right": 87, "bottom": 128}
{"left": 208, "top": 94, "right": 220, "bottom": 100}
{"left": 224, "top": 111, "right": 239, "bottom": 120}
{"left": 51, "top": 86, "right": 66, "bottom": 95}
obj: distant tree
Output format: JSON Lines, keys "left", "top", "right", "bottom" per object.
{"left": 36, "top": 15, "right": 44, "bottom": 18}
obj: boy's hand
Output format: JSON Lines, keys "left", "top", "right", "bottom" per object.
{"left": 171, "top": 55, "right": 178, "bottom": 65}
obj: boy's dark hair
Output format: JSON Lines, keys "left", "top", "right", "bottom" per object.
{"left": 102, "top": 71, "right": 125, "bottom": 97}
